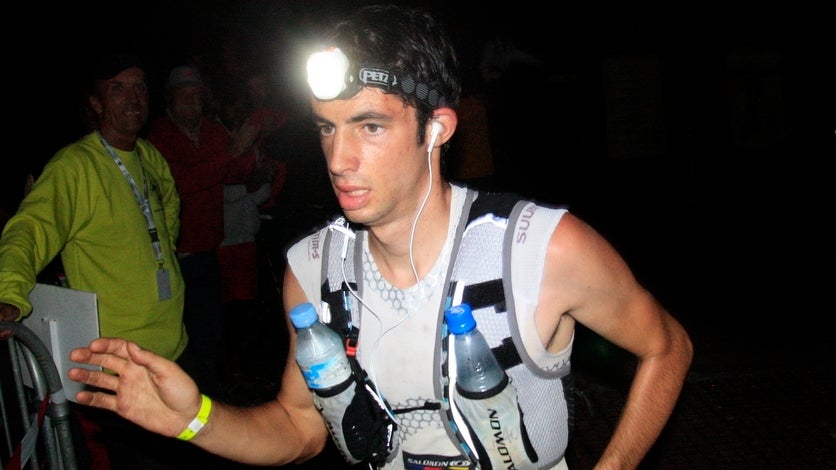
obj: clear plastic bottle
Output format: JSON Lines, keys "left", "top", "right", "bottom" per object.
{"left": 446, "top": 303, "right": 535, "bottom": 468}
{"left": 445, "top": 303, "right": 508, "bottom": 396}
{"left": 290, "top": 302, "right": 352, "bottom": 391}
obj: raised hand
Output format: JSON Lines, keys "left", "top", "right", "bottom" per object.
{"left": 69, "top": 338, "right": 203, "bottom": 439}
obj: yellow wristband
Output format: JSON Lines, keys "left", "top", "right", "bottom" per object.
{"left": 176, "top": 394, "right": 212, "bottom": 441}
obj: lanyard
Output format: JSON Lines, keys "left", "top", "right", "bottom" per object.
{"left": 97, "top": 132, "right": 165, "bottom": 269}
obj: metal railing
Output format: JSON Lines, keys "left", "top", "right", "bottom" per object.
{"left": 1, "top": 321, "right": 77, "bottom": 470}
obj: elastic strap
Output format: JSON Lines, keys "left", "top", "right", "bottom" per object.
{"left": 176, "top": 394, "right": 212, "bottom": 441}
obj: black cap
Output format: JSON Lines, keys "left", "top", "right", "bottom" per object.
{"left": 88, "top": 52, "right": 145, "bottom": 82}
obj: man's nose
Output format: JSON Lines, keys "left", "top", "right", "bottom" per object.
{"left": 327, "top": 131, "right": 356, "bottom": 174}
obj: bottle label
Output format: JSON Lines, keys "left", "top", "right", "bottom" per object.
{"left": 455, "top": 381, "right": 538, "bottom": 468}
{"left": 301, "top": 355, "right": 352, "bottom": 389}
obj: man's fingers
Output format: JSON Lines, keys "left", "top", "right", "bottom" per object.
{"left": 70, "top": 348, "right": 130, "bottom": 373}
{"left": 75, "top": 389, "right": 118, "bottom": 411}
{"left": 88, "top": 337, "right": 132, "bottom": 354}
{"left": 70, "top": 337, "right": 131, "bottom": 362}
{"left": 68, "top": 366, "right": 121, "bottom": 391}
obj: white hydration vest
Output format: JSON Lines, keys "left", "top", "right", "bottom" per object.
{"left": 286, "top": 185, "right": 573, "bottom": 469}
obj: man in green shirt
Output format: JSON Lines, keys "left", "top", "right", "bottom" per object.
{"left": 0, "top": 52, "right": 199, "bottom": 467}
{"left": 0, "top": 53, "right": 187, "bottom": 359}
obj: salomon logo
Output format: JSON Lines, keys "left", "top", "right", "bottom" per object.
{"left": 514, "top": 204, "right": 537, "bottom": 244}
{"left": 488, "top": 408, "right": 517, "bottom": 468}
{"left": 310, "top": 231, "right": 321, "bottom": 260}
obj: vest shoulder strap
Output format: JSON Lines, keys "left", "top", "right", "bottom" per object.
{"left": 467, "top": 190, "right": 524, "bottom": 222}
{"left": 458, "top": 190, "right": 530, "bottom": 369}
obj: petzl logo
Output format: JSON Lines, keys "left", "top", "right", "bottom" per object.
{"left": 359, "top": 68, "right": 391, "bottom": 87}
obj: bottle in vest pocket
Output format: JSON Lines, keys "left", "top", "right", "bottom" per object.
{"left": 291, "top": 303, "right": 399, "bottom": 466}
{"left": 291, "top": 302, "right": 352, "bottom": 391}
{"left": 446, "top": 303, "right": 538, "bottom": 469}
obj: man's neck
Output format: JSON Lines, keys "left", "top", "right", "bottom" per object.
{"left": 366, "top": 183, "right": 453, "bottom": 289}
{"left": 98, "top": 127, "right": 137, "bottom": 151}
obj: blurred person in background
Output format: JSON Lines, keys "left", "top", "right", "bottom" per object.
{"left": 148, "top": 64, "right": 273, "bottom": 400}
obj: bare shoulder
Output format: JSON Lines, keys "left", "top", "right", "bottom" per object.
{"left": 541, "top": 212, "right": 690, "bottom": 358}
{"left": 536, "top": 212, "right": 653, "bottom": 347}
{"left": 546, "top": 212, "right": 631, "bottom": 280}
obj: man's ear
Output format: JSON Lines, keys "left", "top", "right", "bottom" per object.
{"left": 88, "top": 96, "right": 103, "bottom": 116}
{"left": 427, "top": 108, "right": 457, "bottom": 149}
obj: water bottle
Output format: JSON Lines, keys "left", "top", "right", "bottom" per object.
{"left": 291, "top": 302, "right": 352, "bottom": 391}
{"left": 446, "top": 303, "right": 537, "bottom": 468}
{"left": 292, "top": 302, "right": 399, "bottom": 465}
{"left": 446, "top": 303, "right": 508, "bottom": 396}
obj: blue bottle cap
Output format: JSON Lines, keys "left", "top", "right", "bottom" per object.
{"left": 290, "top": 303, "right": 318, "bottom": 329}
{"left": 445, "top": 304, "right": 476, "bottom": 334}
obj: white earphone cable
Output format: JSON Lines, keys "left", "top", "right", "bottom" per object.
{"left": 409, "top": 131, "right": 435, "bottom": 284}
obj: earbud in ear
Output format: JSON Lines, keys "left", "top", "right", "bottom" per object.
{"left": 427, "top": 121, "right": 443, "bottom": 152}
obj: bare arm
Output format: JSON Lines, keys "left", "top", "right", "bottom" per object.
{"left": 68, "top": 268, "right": 330, "bottom": 465}
{"left": 537, "top": 213, "right": 693, "bottom": 469}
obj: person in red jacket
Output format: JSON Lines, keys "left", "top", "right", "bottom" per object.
{"left": 148, "top": 65, "right": 273, "bottom": 399}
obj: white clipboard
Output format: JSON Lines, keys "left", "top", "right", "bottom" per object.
{"left": 23, "top": 283, "right": 101, "bottom": 402}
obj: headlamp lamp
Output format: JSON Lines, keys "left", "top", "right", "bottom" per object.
{"left": 306, "top": 47, "right": 447, "bottom": 108}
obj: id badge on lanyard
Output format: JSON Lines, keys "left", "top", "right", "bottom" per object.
{"left": 99, "top": 132, "right": 170, "bottom": 301}
{"left": 157, "top": 268, "right": 172, "bottom": 301}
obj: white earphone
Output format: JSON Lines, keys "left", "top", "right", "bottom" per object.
{"left": 427, "top": 120, "right": 442, "bottom": 152}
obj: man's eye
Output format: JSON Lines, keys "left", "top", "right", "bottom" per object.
{"left": 365, "top": 123, "right": 383, "bottom": 134}
{"left": 319, "top": 125, "right": 335, "bottom": 136}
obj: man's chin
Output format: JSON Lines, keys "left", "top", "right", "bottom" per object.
{"left": 341, "top": 210, "right": 362, "bottom": 224}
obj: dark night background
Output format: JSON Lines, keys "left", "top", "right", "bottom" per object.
{"left": 19, "top": 0, "right": 834, "bottom": 340}
{"left": 8, "top": 1, "right": 836, "bottom": 467}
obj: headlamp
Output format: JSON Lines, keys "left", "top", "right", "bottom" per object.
{"left": 306, "top": 47, "right": 350, "bottom": 100}
{"left": 305, "top": 47, "right": 447, "bottom": 108}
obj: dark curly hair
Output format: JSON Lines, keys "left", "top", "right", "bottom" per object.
{"left": 325, "top": 4, "right": 461, "bottom": 147}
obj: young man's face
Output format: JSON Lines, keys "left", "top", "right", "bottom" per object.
{"left": 311, "top": 87, "right": 430, "bottom": 228}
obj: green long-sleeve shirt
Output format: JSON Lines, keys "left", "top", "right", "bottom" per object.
{"left": 0, "top": 132, "right": 187, "bottom": 360}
